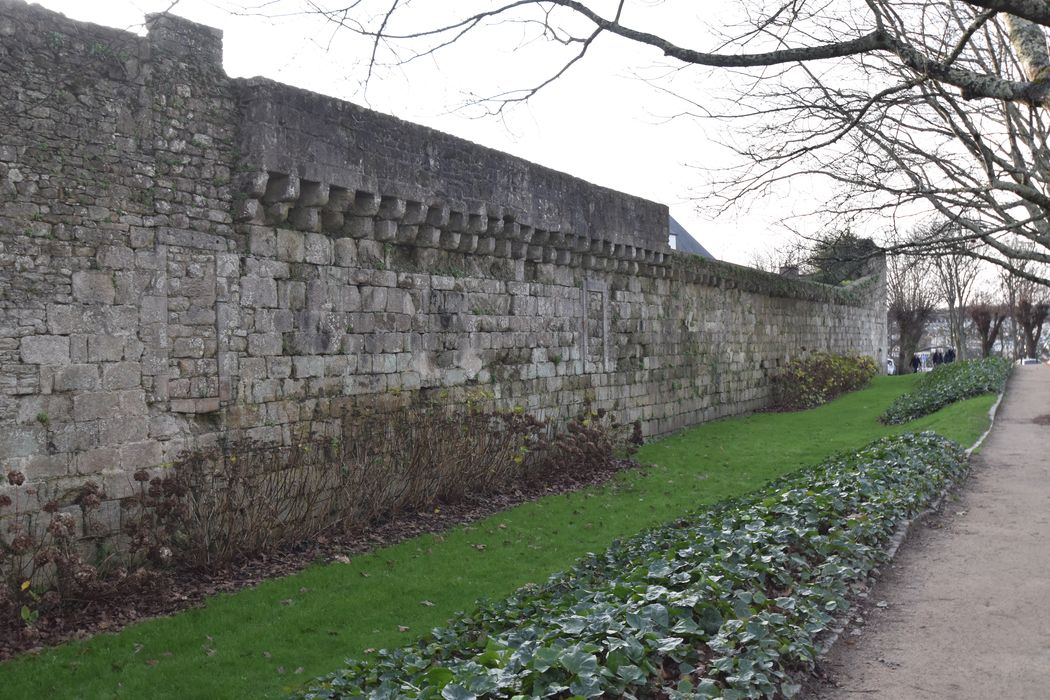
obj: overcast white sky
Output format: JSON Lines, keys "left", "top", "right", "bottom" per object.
{"left": 24, "top": 0, "right": 846, "bottom": 264}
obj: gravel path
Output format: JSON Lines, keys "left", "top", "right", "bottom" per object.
{"left": 809, "top": 364, "right": 1050, "bottom": 699}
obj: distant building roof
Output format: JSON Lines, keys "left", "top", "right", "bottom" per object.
{"left": 669, "top": 216, "right": 714, "bottom": 259}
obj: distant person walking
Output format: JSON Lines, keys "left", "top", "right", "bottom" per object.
{"left": 945, "top": 348, "right": 956, "bottom": 363}
{"left": 910, "top": 354, "right": 921, "bottom": 373}
{"left": 932, "top": 349, "right": 943, "bottom": 366}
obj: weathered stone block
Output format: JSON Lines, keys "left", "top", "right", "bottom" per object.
{"left": 240, "top": 276, "right": 278, "bottom": 308}
{"left": 0, "top": 427, "right": 44, "bottom": 459}
{"left": 276, "top": 229, "right": 305, "bottom": 262}
{"left": 330, "top": 284, "right": 360, "bottom": 312}
{"left": 139, "top": 296, "right": 168, "bottom": 324}
{"left": 263, "top": 173, "right": 300, "bottom": 203}
{"left": 416, "top": 226, "right": 441, "bottom": 247}
{"left": 73, "top": 271, "right": 116, "bottom": 305}
{"left": 238, "top": 171, "right": 270, "bottom": 198}
{"left": 334, "top": 238, "right": 357, "bottom": 266}
{"left": 351, "top": 192, "right": 381, "bottom": 216}
{"left": 117, "top": 389, "right": 147, "bottom": 417}
{"left": 377, "top": 196, "right": 406, "bottom": 220}
{"left": 362, "top": 286, "right": 387, "bottom": 312}
{"left": 322, "top": 210, "right": 344, "bottom": 232}
{"left": 99, "top": 416, "right": 149, "bottom": 446}
{"left": 394, "top": 227, "right": 417, "bottom": 246}
{"left": 248, "top": 332, "right": 283, "bottom": 356}
{"left": 293, "top": 356, "right": 324, "bottom": 378}
{"left": 72, "top": 392, "right": 117, "bottom": 422}
{"left": 344, "top": 216, "right": 373, "bottom": 239}
{"left": 75, "top": 447, "right": 121, "bottom": 475}
{"left": 249, "top": 226, "right": 277, "bottom": 257}
{"left": 196, "top": 398, "right": 221, "bottom": 413}
{"left": 172, "top": 336, "right": 205, "bottom": 358}
{"left": 439, "top": 231, "right": 461, "bottom": 250}
{"left": 21, "top": 335, "right": 70, "bottom": 364}
{"left": 54, "top": 364, "right": 101, "bottom": 392}
{"left": 102, "top": 362, "right": 141, "bottom": 390}
{"left": 386, "top": 288, "right": 409, "bottom": 314}
{"left": 373, "top": 220, "right": 397, "bottom": 241}
{"left": 275, "top": 280, "right": 304, "bottom": 310}
{"left": 234, "top": 198, "right": 262, "bottom": 223}
{"left": 289, "top": 207, "right": 321, "bottom": 232}
{"left": 216, "top": 253, "right": 240, "bottom": 278}
{"left": 304, "top": 232, "right": 332, "bottom": 265}
{"left": 244, "top": 258, "right": 290, "bottom": 279}
{"left": 355, "top": 240, "right": 384, "bottom": 265}
{"left": 99, "top": 245, "right": 135, "bottom": 270}
{"left": 375, "top": 353, "right": 397, "bottom": 373}
{"left": 87, "top": 335, "right": 126, "bottom": 362}
{"left": 119, "top": 441, "right": 164, "bottom": 470}
{"left": 264, "top": 202, "right": 291, "bottom": 225}
{"left": 149, "top": 414, "right": 181, "bottom": 439}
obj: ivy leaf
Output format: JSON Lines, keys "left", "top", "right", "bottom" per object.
{"left": 697, "top": 605, "right": 723, "bottom": 635}
{"left": 440, "top": 683, "right": 476, "bottom": 700}
{"left": 615, "top": 664, "right": 645, "bottom": 684}
{"left": 569, "top": 674, "right": 603, "bottom": 698}
{"left": 531, "top": 646, "right": 561, "bottom": 673}
{"left": 559, "top": 617, "right": 586, "bottom": 634}
{"left": 656, "top": 637, "right": 683, "bottom": 653}
{"left": 647, "top": 560, "right": 673, "bottom": 579}
{"left": 560, "top": 648, "right": 598, "bottom": 676}
{"left": 425, "top": 666, "right": 455, "bottom": 688}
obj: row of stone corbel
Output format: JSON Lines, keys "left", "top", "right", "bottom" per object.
{"left": 234, "top": 171, "right": 672, "bottom": 275}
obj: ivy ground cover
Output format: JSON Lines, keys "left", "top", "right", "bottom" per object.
{"left": 0, "top": 376, "right": 995, "bottom": 699}
{"left": 881, "top": 357, "right": 1010, "bottom": 425}
{"left": 301, "top": 433, "right": 967, "bottom": 699}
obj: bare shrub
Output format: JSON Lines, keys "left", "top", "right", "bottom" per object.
{"left": 0, "top": 475, "right": 153, "bottom": 630}
{"left": 531, "top": 407, "right": 641, "bottom": 477}
{"left": 125, "top": 395, "right": 640, "bottom": 572}
{"left": 124, "top": 439, "right": 349, "bottom": 570}
{"left": 0, "top": 394, "right": 641, "bottom": 630}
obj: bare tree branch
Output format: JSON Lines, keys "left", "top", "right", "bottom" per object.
{"left": 271, "top": 1, "right": 1050, "bottom": 283}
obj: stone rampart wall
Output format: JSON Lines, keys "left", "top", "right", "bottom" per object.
{"left": 0, "top": 0, "right": 886, "bottom": 536}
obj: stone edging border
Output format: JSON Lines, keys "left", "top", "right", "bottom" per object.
{"left": 815, "top": 387, "right": 1007, "bottom": 658}
{"left": 963, "top": 389, "right": 1006, "bottom": 458}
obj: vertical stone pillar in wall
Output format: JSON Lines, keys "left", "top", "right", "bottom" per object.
{"left": 581, "top": 278, "right": 611, "bottom": 373}
{"left": 144, "top": 14, "right": 235, "bottom": 420}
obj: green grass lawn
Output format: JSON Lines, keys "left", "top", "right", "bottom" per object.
{"left": 1, "top": 375, "right": 997, "bottom": 699}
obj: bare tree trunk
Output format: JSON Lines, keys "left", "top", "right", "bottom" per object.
{"left": 969, "top": 301, "right": 1008, "bottom": 357}
{"left": 927, "top": 233, "right": 982, "bottom": 360}
{"left": 889, "top": 256, "right": 937, "bottom": 374}
{"left": 1016, "top": 298, "right": 1050, "bottom": 356}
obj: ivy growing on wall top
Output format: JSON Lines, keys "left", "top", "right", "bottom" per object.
{"left": 299, "top": 432, "right": 966, "bottom": 700}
